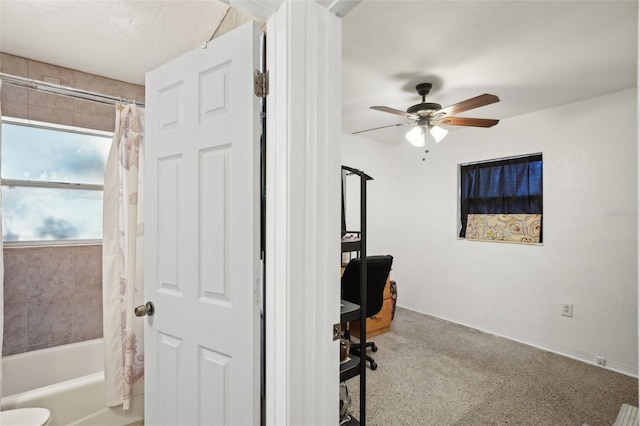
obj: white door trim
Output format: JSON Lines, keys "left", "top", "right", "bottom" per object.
{"left": 221, "top": 1, "right": 359, "bottom": 424}
{"left": 224, "top": 0, "right": 359, "bottom": 21}
{"left": 265, "top": 3, "right": 346, "bottom": 423}
{"left": 265, "top": 3, "right": 343, "bottom": 424}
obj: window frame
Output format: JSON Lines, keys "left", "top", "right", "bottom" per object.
{"left": 457, "top": 152, "right": 543, "bottom": 244}
{"left": 0, "top": 116, "right": 112, "bottom": 246}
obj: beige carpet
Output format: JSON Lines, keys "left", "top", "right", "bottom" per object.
{"left": 347, "top": 307, "right": 638, "bottom": 426}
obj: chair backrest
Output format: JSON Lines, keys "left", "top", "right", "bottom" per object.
{"left": 341, "top": 255, "right": 393, "bottom": 317}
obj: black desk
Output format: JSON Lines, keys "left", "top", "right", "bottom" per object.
{"left": 340, "top": 299, "right": 360, "bottom": 323}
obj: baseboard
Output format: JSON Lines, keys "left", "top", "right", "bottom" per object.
{"left": 613, "top": 403, "right": 639, "bottom": 426}
{"left": 397, "top": 303, "right": 638, "bottom": 378}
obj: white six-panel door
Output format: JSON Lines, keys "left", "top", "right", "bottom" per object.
{"left": 144, "top": 22, "right": 260, "bottom": 425}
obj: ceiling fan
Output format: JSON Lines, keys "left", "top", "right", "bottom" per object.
{"left": 354, "top": 83, "right": 500, "bottom": 147}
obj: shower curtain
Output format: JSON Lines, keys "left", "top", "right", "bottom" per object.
{"left": 103, "top": 104, "right": 145, "bottom": 410}
{"left": 0, "top": 80, "right": 4, "bottom": 400}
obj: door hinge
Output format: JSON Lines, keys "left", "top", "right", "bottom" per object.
{"left": 254, "top": 70, "right": 269, "bottom": 98}
{"left": 333, "top": 323, "right": 341, "bottom": 341}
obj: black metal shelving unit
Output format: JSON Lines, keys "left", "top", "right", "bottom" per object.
{"left": 340, "top": 165, "right": 373, "bottom": 426}
{"left": 340, "top": 300, "right": 361, "bottom": 382}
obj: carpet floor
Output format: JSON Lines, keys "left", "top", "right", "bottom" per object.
{"left": 346, "top": 307, "right": 638, "bottom": 426}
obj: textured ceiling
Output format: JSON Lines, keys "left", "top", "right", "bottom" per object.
{"left": 342, "top": 0, "right": 638, "bottom": 144}
{"left": 0, "top": 0, "right": 231, "bottom": 85}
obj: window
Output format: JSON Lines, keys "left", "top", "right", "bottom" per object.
{"left": 1, "top": 119, "right": 111, "bottom": 243}
{"left": 459, "top": 153, "right": 543, "bottom": 242}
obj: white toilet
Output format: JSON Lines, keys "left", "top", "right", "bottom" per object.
{"left": 0, "top": 408, "right": 51, "bottom": 426}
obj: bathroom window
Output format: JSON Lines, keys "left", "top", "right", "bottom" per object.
{"left": 1, "top": 118, "right": 111, "bottom": 243}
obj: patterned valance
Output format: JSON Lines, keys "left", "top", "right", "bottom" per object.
{"left": 465, "top": 214, "right": 542, "bottom": 244}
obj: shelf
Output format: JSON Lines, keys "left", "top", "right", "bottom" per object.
{"left": 341, "top": 238, "right": 361, "bottom": 253}
{"left": 340, "top": 354, "right": 361, "bottom": 382}
{"left": 340, "top": 300, "right": 360, "bottom": 323}
{"left": 340, "top": 165, "right": 372, "bottom": 426}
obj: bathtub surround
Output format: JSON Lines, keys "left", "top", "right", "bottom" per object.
{"left": 0, "top": 55, "right": 144, "bottom": 359}
{"left": 0, "top": 53, "right": 145, "bottom": 132}
{"left": 3, "top": 245, "right": 103, "bottom": 356}
{"left": 102, "top": 105, "right": 145, "bottom": 410}
{"left": 0, "top": 73, "right": 144, "bottom": 109}
{"left": 2, "top": 339, "right": 143, "bottom": 425}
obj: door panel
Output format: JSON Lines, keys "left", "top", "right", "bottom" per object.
{"left": 199, "top": 147, "right": 230, "bottom": 304}
{"left": 157, "top": 157, "right": 181, "bottom": 294}
{"left": 145, "top": 22, "right": 260, "bottom": 426}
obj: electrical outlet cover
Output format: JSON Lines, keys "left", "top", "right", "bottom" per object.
{"left": 561, "top": 303, "right": 573, "bottom": 317}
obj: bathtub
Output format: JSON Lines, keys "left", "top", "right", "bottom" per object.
{"left": 1, "top": 338, "right": 144, "bottom": 426}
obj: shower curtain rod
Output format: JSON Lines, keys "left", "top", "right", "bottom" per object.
{"left": 0, "top": 72, "right": 145, "bottom": 108}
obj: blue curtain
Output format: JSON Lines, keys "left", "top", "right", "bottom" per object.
{"left": 460, "top": 154, "right": 542, "bottom": 238}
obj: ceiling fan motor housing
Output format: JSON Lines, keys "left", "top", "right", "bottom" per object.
{"left": 407, "top": 83, "right": 441, "bottom": 116}
{"left": 416, "top": 82, "right": 433, "bottom": 96}
{"left": 407, "top": 102, "right": 442, "bottom": 116}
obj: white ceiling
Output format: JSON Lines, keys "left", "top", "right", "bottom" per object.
{"left": 0, "top": 0, "right": 637, "bottom": 145}
{"left": 343, "top": 0, "right": 638, "bottom": 144}
{"left": 0, "top": 0, "right": 231, "bottom": 85}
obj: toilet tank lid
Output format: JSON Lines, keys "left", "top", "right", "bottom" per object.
{"left": 0, "top": 408, "right": 51, "bottom": 425}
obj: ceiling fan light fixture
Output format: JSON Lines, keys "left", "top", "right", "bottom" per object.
{"left": 405, "top": 126, "right": 426, "bottom": 147}
{"left": 430, "top": 125, "right": 448, "bottom": 143}
{"left": 358, "top": 84, "right": 500, "bottom": 143}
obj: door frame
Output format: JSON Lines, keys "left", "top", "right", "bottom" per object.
{"left": 220, "top": 0, "right": 360, "bottom": 424}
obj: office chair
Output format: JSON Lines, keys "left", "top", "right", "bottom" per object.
{"left": 341, "top": 255, "right": 393, "bottom": 370}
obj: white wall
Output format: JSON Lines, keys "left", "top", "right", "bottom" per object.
{"left": 341, "top": 135, "right": 398, "bottom": 258}
{"left": 341, "top": 88, "right": 638, "bottom": 376}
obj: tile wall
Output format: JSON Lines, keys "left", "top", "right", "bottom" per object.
{"left": 0, "top": 52, "right": 145, "bottom": 132}
{"left": 0, "top": 55, "right": 143, "bottom": 356}
{"left": 3, "top": 245, "right": 103, "bottom": 356}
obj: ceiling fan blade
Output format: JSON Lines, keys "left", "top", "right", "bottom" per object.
{"left": 352, "top": 122, "right": 413, "bottom": 135}
{"left": 435, "top": 117, "right": 499, "bottom": 128}
{"left": 371, "top": 106, "right": 420, "bottom": 120}
{"left": 436, "top": 94, "right": 499, "bottom": 117}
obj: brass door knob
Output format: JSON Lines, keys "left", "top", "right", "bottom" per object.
{"left": 135, "top": 301, "right": 155, "bottom": 317}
